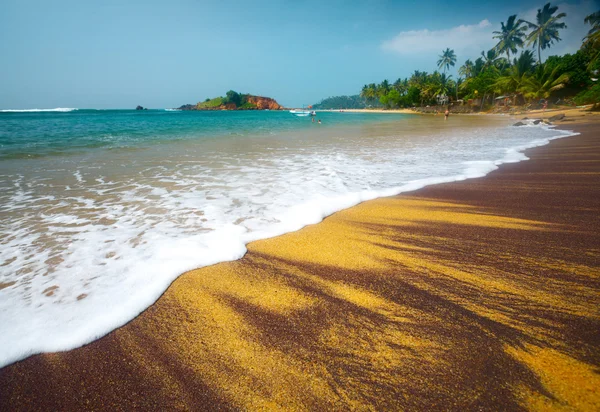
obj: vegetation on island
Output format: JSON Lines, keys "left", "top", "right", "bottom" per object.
{"left": 178, "top": 90, "right": 282, "bottom": 111}
{"left": 313, "top": 95, "right": 378, "bottom": 110}
{"left": 319, "top": 4, "right": 599, "bottom": 111}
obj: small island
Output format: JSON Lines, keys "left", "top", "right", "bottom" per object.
{"left": 177, "top": 90, "right": 283, "bottom": 111}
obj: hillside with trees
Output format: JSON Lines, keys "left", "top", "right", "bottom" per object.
{"left": 312, "top": 95, "right": 378, "bottom": 109}
{"left": 178, "top": 90, "right": 283, "bottom": 111}
{"left": 355, "top": 3, "right": 599, "bottom": 111}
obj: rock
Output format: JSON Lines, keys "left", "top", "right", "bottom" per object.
{"left": 533, "top": 119, "right": 542, "bottom": 124}
{"left": 245, "top": 95, "right": 282, "bottom": 110}
{"left": 522, "top": 117, "right": 529, "bottom": 120}
{"left": 548, "top": 113, "right": 565, "bottom": 121}
{"left": 135, "top": 105, "right": 145, "bottom": 110}
{"left": 513, "top": 121, "right": 527, "bottom": 126}
{"left": 177, "top": 104, "right": 196, "bottom": 111}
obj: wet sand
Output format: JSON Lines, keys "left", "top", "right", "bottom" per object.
{"left": 1, "top": 113, "right": 599, "bottom": 411}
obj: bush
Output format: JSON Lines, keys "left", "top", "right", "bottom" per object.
{"left": 573, "top": 83, "right": 600, "bottom": 105}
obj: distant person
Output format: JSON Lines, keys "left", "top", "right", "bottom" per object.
{"left": 444, "top": 109, "right": 449, "bottom": 120}
{"left": 312, "top": 117, "right": 315, "bottom": 123}
{"left": 318, "top": 119, "right": 322, "bottom": 124}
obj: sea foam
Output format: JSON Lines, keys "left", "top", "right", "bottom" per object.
{"left": 0, "top": 108, "right": 78, "bottom": 112}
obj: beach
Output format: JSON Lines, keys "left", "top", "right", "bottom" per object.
{"left": 1, "top": 110, "right": 599, "bottom": 410}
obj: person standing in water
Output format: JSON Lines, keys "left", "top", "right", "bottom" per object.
{"left": 318, "top": 119, "right": 321, "bottom": 124}
{"left": 444, "top": 108, "right": 449, "bottom": 120}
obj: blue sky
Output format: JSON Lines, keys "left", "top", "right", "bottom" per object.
{"left": 0, "top": 0, "right": 596, "bottom": 109}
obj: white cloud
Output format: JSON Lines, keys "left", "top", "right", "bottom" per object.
{"left": 381, "top": 19, "right": 496, "bottom": 57}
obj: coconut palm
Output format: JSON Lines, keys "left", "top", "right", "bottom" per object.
{"left": 521, "top": 64, "right": 570, "bottom": 100}
{"left": 493, "top": 50, "right": 537, "bottom": 95}
{"left": 525, "top": 3, "right": 567, "bottom": 64}
{"left": 493, "top": 15, "right": 528, "bottom": 62}
{"left": 377, "top": 80, "right": 391, "bottom": 97}
{"left": 454, "top": 77, "right": 464, "bottom": 101}
{"left": 584, "top": 10, "right": 600, "bottom": 42}
{"left": 437, "top": 48, "right": 457, "bottom": 73}
{"left": 582, "top": 10, "right": 600, "bottom": 68}
{"left": 459, "top": 59, "right": 475, "bottom": 78}
{"left": 360, "top": 84, "right": 378, "bottom": 103}
{"left": 481, "top": 49, "right": 508, "bottom": 70}
{"left": 393, "top": 78, "right": 409, "bottom": 95}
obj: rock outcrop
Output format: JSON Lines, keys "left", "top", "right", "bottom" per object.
{"left": 244, "top": 95, "right": 282, "bottom": 110}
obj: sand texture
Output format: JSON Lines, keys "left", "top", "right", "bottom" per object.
{"left": 0, "top": 116, "right": 599, "bottom": 411}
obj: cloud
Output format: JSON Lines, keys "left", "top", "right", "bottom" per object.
{"left": 381, "top": 19, "right": 496, "bottom": 58}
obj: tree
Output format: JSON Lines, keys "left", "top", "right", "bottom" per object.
{"left": 525, "top": 3, "right": 567, "bottom": 64}
{"left": 481, "top": 49, "right": 507, "bottom": 70}
{"left": 493, "top": 15, "right": 528, "bottom": 62}
{"left": 437, "top": 48, "right": 457, "bottom": 73}
{"left": 378, "top": 80, "right": 391, "bottom": 97}
{"left": 494, "top": 50, "right": 537, "bottom": 95}
{"left": 223, "top": 90, "right": 242, "bottom": 107}
{"left": 582, "top": 10, "right": 600, "bottom": 69}
{"left": 521, "top": 64, "right": 570, "bottom": 100}
{"left": 459, "top": 59, "right": 475, "bottom": 78}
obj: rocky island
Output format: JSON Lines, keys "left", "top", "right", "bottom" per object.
{"left": 177, "top": 90, "right": 282, "bottom": 111}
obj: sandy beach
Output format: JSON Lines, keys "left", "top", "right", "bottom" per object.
{"left": 1, "top": 110, "right": 599, "bottom": 411}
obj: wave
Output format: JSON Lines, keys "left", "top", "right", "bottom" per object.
{"left": 164, "top": 108, "right": 181, "bottom": 111}
{"left": 0, "top": 108, "right": 78, "bottom": 113}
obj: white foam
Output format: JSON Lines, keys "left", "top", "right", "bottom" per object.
{"left": 0, "top": 108, "right": 78, "bottom": 113}
{"left": 0, "top": 119, "right": 578, "bottom": 368}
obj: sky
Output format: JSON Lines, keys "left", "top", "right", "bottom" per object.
{"left": 0, "top": 0, "right": 597, "bottom": 109}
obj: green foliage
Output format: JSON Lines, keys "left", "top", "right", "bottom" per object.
{"left": 493, "top": 15, "right": 528, "bottom": 61}
{"left": 573, "top": 83, "right": 600, "bottom": 105}
{"left": 545, "top": 51, "right": 592, "bottom": 94}
{"left": 196, "top": 97, "right": 224, "bottom": 108}
{"left": 223, "top": 90, "right": 242, "bottom": 106}
{"left": 238, "top": 101, "right": 257, "bottom": 109}
{"left": 313, "top": 95, "right": 369, "bottom": 109}
{"left": 437, "top": 48, "right": 457, "bottom": 73}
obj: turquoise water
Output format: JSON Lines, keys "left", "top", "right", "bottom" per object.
{"left": 0, "top": 108, "right": 576, "bottom": 368}
{"left": 0, "top": 109, "right": 404, "bottom": 159}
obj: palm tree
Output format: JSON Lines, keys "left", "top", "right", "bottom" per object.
{"left": 454, "top": 77, "right": 464, "bottom": 101}
{"left": 377, "top": 80, "right": 391, "bottom": 98}
{"left": 481, "top": 49, "right": 508, "bottom": 70}
{"left": 521, "top": 64, "right": 570, "bottom": 100}
{"left": 582, "top": 10, "right": 600, "bottom": 69}
{"left": 360, "top": 84, "right": 378, "bottom": 105}
{"left": 459, "top": 59, "right": 474, "bottom": 78}
{"left": 393, "top": 78, "right": 409, "bottom": 95}
{"left": 494, "top": 50, "right": 537, "bottom": 95}
{"left": 437, "top": 48, "right": 457, "bottom": 73}
{"left": 493, "top": 15, "right": 528, "bottom": 62}
{"left": 525, "top": 3, "right": 567, "bottom": 64}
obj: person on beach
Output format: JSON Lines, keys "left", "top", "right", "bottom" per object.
{"left": 444, "top": 109, "right": 449, "bottom": 120}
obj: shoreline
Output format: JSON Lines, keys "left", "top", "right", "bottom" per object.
{"left": 1, "top": 111, "right": 599, "bottom": 410}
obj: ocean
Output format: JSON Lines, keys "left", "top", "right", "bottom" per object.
{"left": 0, "top": 108, "right": 576, "bottom": 367}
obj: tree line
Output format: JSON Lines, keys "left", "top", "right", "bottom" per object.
{"left": 358, "top": 4, "right": 600, "bottom": 110}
